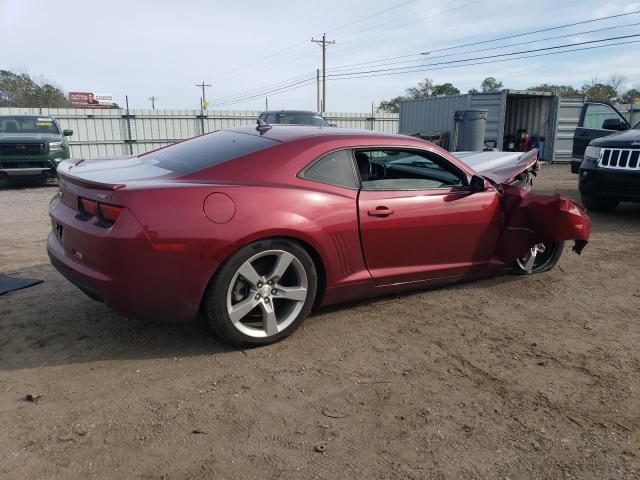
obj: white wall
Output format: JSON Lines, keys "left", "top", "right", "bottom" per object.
{"left": 0, "top": 107, "right": 399, "bottom": 158}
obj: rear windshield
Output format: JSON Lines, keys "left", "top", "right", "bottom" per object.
{"left": 140, "top": 130, "right": 278, "bottom": 173}
{"left": 0, "top": 116, "right": 60, "bottom": 134}
{"left": 276, "top": 113, "right": 330, "bottom": 126}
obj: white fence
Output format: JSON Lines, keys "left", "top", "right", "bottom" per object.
{"left": 0, "top": 107, "right": 400, "bottom": 158}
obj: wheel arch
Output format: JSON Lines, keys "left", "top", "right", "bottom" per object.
{"left": 198, "top": 233, "right": 328, "bottom": 315}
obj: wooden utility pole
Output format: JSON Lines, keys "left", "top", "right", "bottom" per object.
{"left": 195, "top": 81, "right": 211, "bottom": 110}
{"left": 311, "top": 34, "right": 335, "bottom": 115}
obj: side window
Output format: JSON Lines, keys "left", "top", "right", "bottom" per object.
{"left": 266, "top": 113, "right": 277, "bottom": 123}
{"left": 258, "top": 114, "right": 268, "bottom": 122}
{"left": 300, "top": 150, "right": 357, "bottom": 188}
{"left": 355, "top": 149, "right": 466, "bottom": 190}
{"left": 582, "top": 104, "right": 622, "bottom": 130}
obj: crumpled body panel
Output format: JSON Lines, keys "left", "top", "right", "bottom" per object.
{"left": 496, "top": 185, "right": 592, "bottom": 262}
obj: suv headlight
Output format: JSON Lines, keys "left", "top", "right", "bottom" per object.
{"left": 49, "top": 141, "right": 64, "bottom": 151}
{"left": 584, "top": 146, "right": 601, "bottom": 160}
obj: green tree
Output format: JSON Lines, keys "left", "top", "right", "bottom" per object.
{"left": 581, "top": 79, "right": 618, "bottom": 102}
{"left": 379, "top": 78, "right": 460, "bottom": 112}
{"left": 480, "top": 77, "right": 503, "bottom": 92}
{"left": 431, "top": 83, "right": 460, "bottom": 96}
{"left": 620, "top": 88, "right": 640, "bottom": 104}
{"left": 0, "top": 69, "right": 70, "bottom": 107}
{"left": 527, "top": 84, "right": 581, "bottom": 96}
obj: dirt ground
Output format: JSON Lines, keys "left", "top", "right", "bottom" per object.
{"left": 0, "top": 165, "right": 638, "bottom": 479}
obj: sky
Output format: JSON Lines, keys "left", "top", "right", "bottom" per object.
{"left": 2, "top": 0, "right": 640, "bottom": 112}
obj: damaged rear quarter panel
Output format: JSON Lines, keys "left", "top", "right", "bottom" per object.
{"left": 496, "top": 185, "right": 592, "bottom": 262}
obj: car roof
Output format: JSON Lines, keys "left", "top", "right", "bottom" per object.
{"left": 258, "top": 110, "right": 322, "bottom": 116}
{"left": 0, "top": 114, "right": 54, "bottom": 117}
{"left": 228, "top": 125, "right": 414, "bottom": 143}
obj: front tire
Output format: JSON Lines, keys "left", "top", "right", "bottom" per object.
{"left": 204, "top": 239, "right": 317, "bottom": 347}
{"left": 580, "top": 193, "right": 618, "bottom": 212}
{"left": 512, "top": 241, "right": 564, "bottom": 275}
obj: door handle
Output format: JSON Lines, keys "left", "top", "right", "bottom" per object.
{"left": 368, "top": 207, "right": 394, "bottom": 217}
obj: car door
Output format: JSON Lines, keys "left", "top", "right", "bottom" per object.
{"left": 572, "top": 102, "right": 629, "bottom": 159}
{"left": 356, "top": 148, "right": 502, "bottom": 286}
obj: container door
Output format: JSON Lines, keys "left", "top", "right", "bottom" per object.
{"left": 548, "top": 96, "right": 585, "bottom": 163}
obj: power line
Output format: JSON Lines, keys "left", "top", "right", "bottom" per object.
{"left": 214, "top": 77, "right": 317, "bottom": 107}
{"left": 326, "top": 0, "right": 419, "bottom": 34}
{"left": 329, "top": 21, "right": 640, "bottom": 73}
{"left": 327, "top": 38, "right": 640, "bottom": 81}
{"left": 329, "top": 10, "right": 640, "bottom": 72}
{"left": 214, "top": 71, "right": 316, "bottom": 103}
{"left": 211, "top": 0, "right": 422, "bottom": 83}
{"left": 331, "top": 0, "right": 482, "bottom": 59}
{"left": 429, "top": 8, "right": 640, "bottom": 53}
{"left": 327, "top": 33, "right": 640, "bottom": 78}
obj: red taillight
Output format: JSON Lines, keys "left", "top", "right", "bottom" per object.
{"left": 79, "top": 198, "right": 98, "bottom": 216}
{"left": 99, "top": 203, "right": 123, "bottom": 224}
{"left": 78, "top": 197, "right": 123, "bottom": 226}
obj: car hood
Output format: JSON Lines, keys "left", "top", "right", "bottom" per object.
{"left": 589, "top": 128, "right": 640, "bottom": 147}
{"left": 455, "top": 150, "right": 538, "bottom": 185}
{"left": 0, "top": 133, "right": 61, "bottom": 142}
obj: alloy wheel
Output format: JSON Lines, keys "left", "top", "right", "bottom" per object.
{"left": 226, "top": 249, "right": 308, "bottom": 338}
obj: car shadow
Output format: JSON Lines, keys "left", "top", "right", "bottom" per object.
{"left": 0, "top": 262, "right": 518, "bottom": 372}
{"left": 0, "top": 263, "right": 236, "bottom": 371}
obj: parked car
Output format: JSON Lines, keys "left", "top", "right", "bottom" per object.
{"left": 571, "top": 102, "right": 640, "bottom": 211}
{"left": 257, "top": 110, "right": 332, "bottom": 126}
{"left": 48, "top": 125, "right": 590, "bottom": 347}
{"left": 0, "top": 115, "right": 72, "bottom": 180}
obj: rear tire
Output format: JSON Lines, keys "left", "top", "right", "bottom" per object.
{"left": 512, "top": 241, "right": 564, "bottom": 275}
{"left": 203, "top": 239, "right": 317, "bottom": 347}
{"left": 581, "top": 193, "right": 618, "bottom": 212}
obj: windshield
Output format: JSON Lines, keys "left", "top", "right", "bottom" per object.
{"left": 276, "top": 112, "right": 330, "bottom": 126}
{"left": 634, "top": 121, "right": 640, "bottom": 130}
{"left": 0, "top": 116, "right": 60, "bottom": 134}
{"left": 140, "top": 130, "right": 278, "bottom": 173}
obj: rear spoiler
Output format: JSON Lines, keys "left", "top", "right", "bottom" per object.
{"left": 57, "top": 160, "right": 126, "bottom": 190}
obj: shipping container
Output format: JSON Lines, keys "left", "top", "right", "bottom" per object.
{"left": 399, "top": 90, "right": 586, "bottom": 163}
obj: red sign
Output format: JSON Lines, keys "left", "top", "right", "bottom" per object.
{"left": 68, "top": 92, "right": 114, "bottom": 108}
{"left": 69, "top": 92, "right": 93, "bottom": 105}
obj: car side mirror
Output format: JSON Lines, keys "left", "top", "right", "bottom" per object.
{"left": 63, "top": 129, "right": 73, "bottom": 136}
{"left": 602, "top": 118, "right": 628, "bottom": 131}
{"left": 469, "top": 175, "right": 485, "bottom": 193}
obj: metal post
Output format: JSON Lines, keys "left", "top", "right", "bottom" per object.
{"left": 265, "top": 98, "right": 269, "bottom": 111}
{"left": 316, "top": 69, "right": 320, "bottom": 112}
{"left": 124, "top": 95, "right": 133, "bottom": 155}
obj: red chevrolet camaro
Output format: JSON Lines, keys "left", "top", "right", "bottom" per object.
{"left": 48, "top": 125, "right": 591, "bottom": 346}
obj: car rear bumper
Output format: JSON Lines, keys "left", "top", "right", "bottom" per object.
{"left": 47, "top": 194, "right": 211, "bottom": 322}
{"left": 1, "top": 167, "right": 54, "bottom": 176}
{"left": 579, "top": 166, "right": 640, "bottom": 202}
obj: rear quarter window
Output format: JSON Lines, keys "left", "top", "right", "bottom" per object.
{"left": 141, "top": 131, "right": 278, "bottom": 173}
{"left": 299, "top": 150, "right": 357, "bottom": 188}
